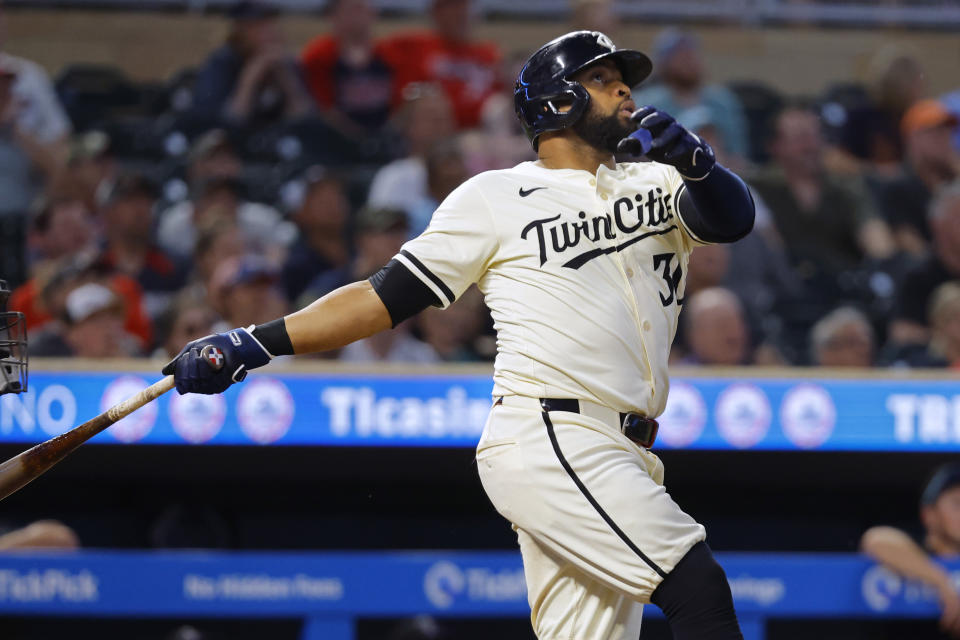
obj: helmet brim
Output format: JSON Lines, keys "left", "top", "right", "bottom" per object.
{"left": 568, "top": 49, "right": 653, "bottom": 88}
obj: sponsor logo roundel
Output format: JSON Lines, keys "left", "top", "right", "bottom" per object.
{"left": 780, "top": 384, "right": 836, "bottom": 449}
{"left": 715, "top": 384, "right": 771, "bottom": 449}
{"left": 101, "top": 376, "right": 158, "bottom": 442}
{"left": 861, "top": 565, "right": 902, "bottom": 612}
{"left": 237, "top": 378, "right": 294, "bottom": 444}
{"left": 424, "top": 561, "right": 465, "bottom": 609}
{"left": 658, "top": 382, "right": 707, "bottom": 448}
{"left": 169, "top": 392, "right": 227, "bottom": 444}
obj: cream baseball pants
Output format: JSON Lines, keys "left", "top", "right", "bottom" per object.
{"left": 477, "top": 395, "right": 706, "bottom": 640}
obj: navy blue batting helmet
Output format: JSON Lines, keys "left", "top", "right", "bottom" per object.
{"left": 514, "top": 31, "right": 653, "bottom": 150}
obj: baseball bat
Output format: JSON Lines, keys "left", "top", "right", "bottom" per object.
{"left": 0, "top": 374, "right": 175, "bottom": 502}
{"left": 0, "top": 344, "right": 224, "bottom": 502}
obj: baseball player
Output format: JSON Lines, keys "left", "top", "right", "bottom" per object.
{"left": 165, "top": 31, "right": 754, "bottom": 640}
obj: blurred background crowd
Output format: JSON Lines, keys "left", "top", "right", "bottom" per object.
{"left": 1, "top": 0, "right": 959, "bottom": 371}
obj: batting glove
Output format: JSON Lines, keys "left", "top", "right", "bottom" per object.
{"left": 617, "top": 106, "right": 716, "bottom": 180}
{"left": 161, "top": 327, "right": 272, "bottom": 395}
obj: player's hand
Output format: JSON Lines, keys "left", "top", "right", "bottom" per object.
{"left": 617, "top": 106, "right": 716, "bottom": 180}
{"left": 161, "top": 327, "right": 272, "bottom": 395}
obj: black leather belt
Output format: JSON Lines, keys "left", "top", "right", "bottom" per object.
{"left": 538, "top": 397, "right": 659, "bottom": 449}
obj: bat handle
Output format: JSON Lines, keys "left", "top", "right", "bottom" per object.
{"left": 105, "top": 375, "right": 175, "bottom": 422}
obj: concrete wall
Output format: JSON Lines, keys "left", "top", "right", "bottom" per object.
{"left": 4, "top": 8, "right": 960, "bottom": 96}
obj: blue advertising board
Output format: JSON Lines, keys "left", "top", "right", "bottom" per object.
{"left": 0, "top": 550, "right": 957, "bottom": 640}
{"left": 0, "top": 365, "right": 958, "bottom": 451}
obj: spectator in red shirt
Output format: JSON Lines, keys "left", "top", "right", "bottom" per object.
{"left": 29, "top": 282, "right": 142, "bottom": 358}
{"left": 379, "top": 0, "right": 501, "bottom": 129}
{"left": 10, "top": 251, "right": 153, "bottom": 354}
{"left": 300, "top": 0, "right": 393, "bottom": 134}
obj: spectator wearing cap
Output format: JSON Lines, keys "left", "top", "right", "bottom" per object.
{"left": 300, "top": 0, "right": 394, "bottom": 134}
{"left": 809, "top": 307, "right": 874, "bottom": 368}
{"left": 10, "top": 248, "right": 153, "bottom": 352}
{"left": 185, "top": 129, "right": 244, "bottom": 184}
{"left": 861, "top": 464, "right": 960, "bottom": 636}
{"left": 192, "top": 0, "right": 313, "bottom": 127}
{"left": 377, "top": 0, "right": 501, "bottom": 130}
{"left": 890, "top": 182, "right": 960, "bottom": 349}
{"left": 96, "top": 173, "right": 189, "bottom": 319}
{"left": 281, "top": 166, "right": 350, "bottom": 303}
{"left": 209, "top": 254, "right": 288, "bottom": 329}
{"left": 874, "top": 99, "right": 960, "bottom": 256}
{"left": 30, "top": 282, "right": 141, "bottom": 358}
{"left": 157, "top": 129, "right": 293, "bottom": 260}
{"left": 632, "top": 28, "right": 748, "bottom": 163}
{"left": 366, "top": 85, "right": 455, "bottom": 215}
{"left": 0, "top": 1, "right": 72, "bottom": 287}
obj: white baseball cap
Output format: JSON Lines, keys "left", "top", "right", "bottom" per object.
{"left": 64, "top": 283, "right": 121, "bottom": 324}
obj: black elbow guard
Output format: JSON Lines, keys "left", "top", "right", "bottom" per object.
{"left": 369, "top": 258, "right": 443, "bottom": 327}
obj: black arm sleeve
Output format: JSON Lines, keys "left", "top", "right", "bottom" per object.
{"left": 369, "top": 258, "right": 443, "bottom": 328}
{"left": 676, "top": 164, "right": 756, "bottom": 244}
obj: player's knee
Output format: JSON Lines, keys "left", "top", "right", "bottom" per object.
{"left": 650, "top": 541, "right": 742, "bottom": 640}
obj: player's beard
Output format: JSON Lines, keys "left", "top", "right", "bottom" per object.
{"left": 572, "top": 101, "right": 635, "bottom": 154}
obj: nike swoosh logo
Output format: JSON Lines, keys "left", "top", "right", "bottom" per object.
{"left": 519, "top": 186, "right": 547, "bottom": 197}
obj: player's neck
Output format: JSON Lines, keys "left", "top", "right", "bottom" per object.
{"left": 537, "top": 136, "right": 616, "bottom": 174}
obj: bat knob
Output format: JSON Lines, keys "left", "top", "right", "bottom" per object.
{"left": 199, "top": 344, "right": 226, "bottom": 371}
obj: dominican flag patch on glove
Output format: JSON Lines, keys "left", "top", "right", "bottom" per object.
{"left": 202, "top": 345, "right": 225, "bottom": 369}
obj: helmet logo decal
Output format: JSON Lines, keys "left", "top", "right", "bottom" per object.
{"left": 597, "top": 33, "right": 615, "bottom": 51}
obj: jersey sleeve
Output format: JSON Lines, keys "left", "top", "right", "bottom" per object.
{"left": 394, "top": 177, "right": 499, "bottom": 309}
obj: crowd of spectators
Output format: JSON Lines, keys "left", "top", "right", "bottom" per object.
{"left": 2, "top": 0, "right": 959, "bottom": 370}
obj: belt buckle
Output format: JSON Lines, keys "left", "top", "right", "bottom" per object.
{"left": 621, "top": 413, "right": 658, "bottom": 449}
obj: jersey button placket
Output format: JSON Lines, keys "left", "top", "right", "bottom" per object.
{"left": 606, "top": 177, "right": 658, "bottom": 400}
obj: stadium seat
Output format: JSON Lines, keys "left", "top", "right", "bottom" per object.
{"left": 55, "top": 64, "right": 153, "bottom": 130}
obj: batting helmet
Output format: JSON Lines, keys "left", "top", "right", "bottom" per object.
{"left": 514, "top": 31, "right": 653, "bottom": 150}
{"left": 0, "top": 279, "right": 27, "bottom": 396}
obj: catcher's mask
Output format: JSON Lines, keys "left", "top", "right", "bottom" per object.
{"left": 0, "top": 279, "right": 27, "bottom": 396}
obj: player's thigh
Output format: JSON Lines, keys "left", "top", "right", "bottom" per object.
{"left": 478, "top": 405, "right": 705, "bottom": 601}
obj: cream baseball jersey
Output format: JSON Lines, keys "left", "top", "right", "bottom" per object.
{"left": 396, "top": 159, "right": 706, "bottom": 417}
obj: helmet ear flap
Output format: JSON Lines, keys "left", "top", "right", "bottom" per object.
{"left": 529, "top": 82, "right": 591, "bottom": 150}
